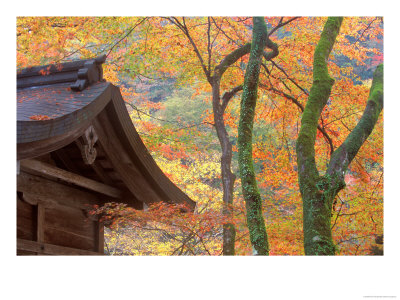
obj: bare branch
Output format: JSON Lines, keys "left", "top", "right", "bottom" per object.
{"left": 268, "top": 17, "right": 300, "bottom": 37}
{"left": 260, "top": 65, "right": 335, "bottom": 154}
{"left": 271, "top": 60, "right": 309, "bottom": 96}
{"left": 106, "top": 17, "right": 148, "bottom": 58}
{"left": 354, "top": 17, "right": 380, "bottom": 44}
{"left": 165, "top": 17, "right": 211, "bottom": 81}
{"left": 221, "top": 85, "right": 243, "bottom": 112}
{"left": 207, "top": 17, "right": 212, "bottom": 73}
{"left": 211, "top": 17, "right": 240, "bottom": 46}
{"left": 336, "top": 234, "right": 376, "bottom": 245}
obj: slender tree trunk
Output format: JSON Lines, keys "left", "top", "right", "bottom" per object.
{"left": 238, "top": 17, "right": 270, "bottom": 255}
{"left": 211, "top": 79, "right": 236, "bottom": 255}
{"left": 296, "top": 17, "right": 383, "bottom": 255}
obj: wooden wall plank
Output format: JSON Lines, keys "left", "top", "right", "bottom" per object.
{"left": 17, "top": 196, "right": 34, "bottom": 218}
{"left": 17, "top": 239, "right": 101, "bottom": 255}
{"left": 17, "top": 196, "right": 35, "bottom": 241}
{"left": 37, "top": 204, "right": 45, "bottom": 243}
{"left": 17, "top": 227, "right": 34, "bottom": 241}
{"left": 45, "top": 205, "right": 95, "bottom": 239}
{"left": 17, "top": 176, "right": 106, "bottom": 255}
{"left": 17, "top": 249, "right": 38, "bottom": 255}
{"left": 44, "top": 227, "right": 95, "bottom": 251}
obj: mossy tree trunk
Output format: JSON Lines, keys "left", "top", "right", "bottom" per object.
{"left": 209, "top": 22, "right": 276, "bottom": 255}
{"left": 167, "top": 17, "right": 278, "bottom": 255}
{"left": 238, "top": 17, "right": 278, "bottom": 255}
{"left": 296, "top": 17, "right": 384, "bottom": 255}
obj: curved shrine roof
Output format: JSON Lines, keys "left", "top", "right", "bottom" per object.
{"left": 16, "top": 56, "right": 195, "bottom": 210}
{"left": 17, "top": 82, "right": 111, "bottom": 144}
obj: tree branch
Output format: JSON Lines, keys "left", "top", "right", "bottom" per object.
{"left": 207, "top": 17, "right": 212, "bottom": 74}
{"left": 270, "top": 60, "right": 309, "bottom": 96}
{"left": 336, "top": 234, "right": 376, "bottom": 245}
{"left": 354, "top": 17, "right": 380, "bottom": 44}
{"left": 262, "top": 39, "right": 279, "bottom": 61}
{"left": 221, "top": 85, "right": 243, "bottom": 112}
{"left": 268, "top": 17, "right": 300, "bottom": 37}
{"left": 211, "top": 17, "right": 240, "bottom": 46}
{"left": 327, "top": 64, "right": 383, "bottom": 177}
{"left": 214, "top": 43, "right": 252, "bottom": 78}
{"left": 106, "top": 17, "right": 148, "bottom": 58}
{"left": 165, "top": 17, "right": 211, "bottom": 81}
{"left": 213, "top": 26, "right": 278, "bottom": 81}
{"left": 260, "top": 71, "right": 335, "bottom": 154}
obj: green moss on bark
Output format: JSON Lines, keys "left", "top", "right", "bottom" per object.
{"left": 238, "top": 17, "right": 270, "bottom": 255}
{"left": 328, "top": 64, "right": 383, "bottom": 175}
{"left": 296, "top": 17, "right": 343, "bottom": 256}
{"left": 296, "top": 17, "right": 383, "bottom": 256}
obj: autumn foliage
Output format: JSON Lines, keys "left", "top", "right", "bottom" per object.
{"left": 17, "top": 16, "right": 383, "bottom": 255}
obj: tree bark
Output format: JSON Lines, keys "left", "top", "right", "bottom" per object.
{"left": 168, "top": 17, "right": 278, "bottom": 255}
{"left": 211, "top": 78, "right": 237, "bottom": 255}
{"left": 296, "top": 17, "right": 383, "bottom": 255}
{"left": 238, "top": 17, "right": 271, "bottom": 255}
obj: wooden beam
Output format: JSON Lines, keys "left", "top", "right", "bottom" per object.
{"left": 22, "top": 193, "right": 57, "bottom": 208}
{"left": 20, "top": 159, "right": 122, "bottom": 198}
{"left": 17, "top": 239, "right": 102, "bottom": 255}
{"left": 18, "top": 172, "right": 101, "bottom": 210}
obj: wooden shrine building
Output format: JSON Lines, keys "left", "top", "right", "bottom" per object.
{"left": 17, "top": 55, "right": 195, "bottom": 255}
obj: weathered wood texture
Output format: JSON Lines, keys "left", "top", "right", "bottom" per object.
{"left": 17, "top": 171, "right": 101, "bottom": 209}
{"left": 103, "top": 87, "right": 196, "bottom": 210}
{"left": 17, "top": 195, "right": 36, "bottom": 242}
{"left": 37, "top": 204, "right": 45, "bottom": 243}
{"left": 17, "top": 71, "right": 195, "bottom": 209}
{"left": 20, "top": 159, "right": 123, "bottom": 198}
{"left": 17, "top": 171, "right": 105, "bottom": 255}
{"left": 44, "top": 204, "right": 96, "bottom": 251}
{"left": 17, "top": 55, "right": 106, "bottom": 91}
{"left": 17, "top": 239, "right": 100, "bottom": 255}
{"left": 17, "top": 57, "right": 196, "bottom": 255}
{"left": 17, "top": 81, "right": 112, "bottom": 146}
{"left": 93, "top": 110, "right": 162, "bottom": 205}
{"left": 95, "top": 222, "right": 105, "bottom": 254}
{"left": 17, "top": 123, "right": 95, "bottom": 161}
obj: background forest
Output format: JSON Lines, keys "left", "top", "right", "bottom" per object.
{"left": 17, "top": 16, "right": 384, "bottom": 256}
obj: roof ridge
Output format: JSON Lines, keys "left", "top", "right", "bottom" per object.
{"left": 17, "top": 55, "right": 107, "bottom": 91}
